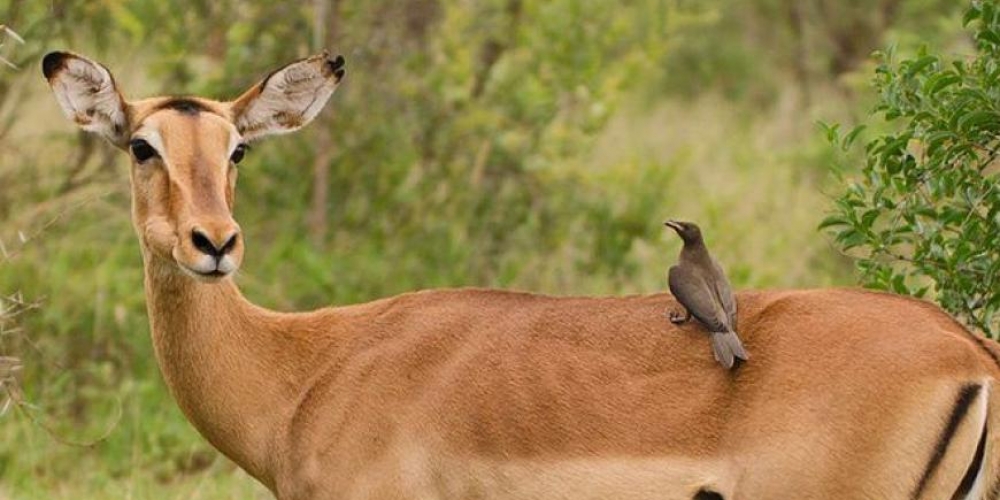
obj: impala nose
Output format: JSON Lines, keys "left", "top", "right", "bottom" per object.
{"left": 191, "top": 229, "right": 239, "bottom": 258}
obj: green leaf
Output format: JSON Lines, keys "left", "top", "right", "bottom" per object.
{"left": 819, "top": 121, "right": 840, "bottom": 144}
{"left": 956, "top": 88, "right": 989, "bottom": 104}
{"left": 861, "top": 209, "right": 881, "bottom": 230}
{"left": 965, "top": 4, "right": 983, "bottom": 26}
{"left": 958, "top": 109, "right": 999, "bottom": 131}
{"left": 891, "top": 274, "right": 909, "bottom": 294}
{"left": 923, "top": 130, "right": 955, "bottom": 154}
{"left": 818, "top": 215, "right": 849, "bottom": 230}
{"left": 924, "top": 73, "right": 962, "bottom": 96}
{"left": 978, "top": 28, "right": 1000, "bottom": 47}
{"left": 842, "top": 125, "right": 867, "bottom": 149}
{"left": 837, "top": 229, "right": 869, "bottom": 250}
{"left": 905, "top": 55, "right": 938, "bottom": 77}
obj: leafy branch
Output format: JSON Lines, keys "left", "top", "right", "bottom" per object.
{"left": 822, "top": 1, "right": 1000, "bottom": 338}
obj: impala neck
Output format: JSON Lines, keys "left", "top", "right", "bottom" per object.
{"left": 142, "top": 256, "right": 296, "bottom": 488}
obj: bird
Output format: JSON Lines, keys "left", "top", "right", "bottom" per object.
{"left": 663, "top": 220, "right": 749, "bottom": 370}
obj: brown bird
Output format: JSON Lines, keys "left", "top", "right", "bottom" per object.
{"left": 664, "top": 220, "right": 749, "bottom": 370}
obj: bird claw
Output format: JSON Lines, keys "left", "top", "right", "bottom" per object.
{"left": 667, "top": 309, "right": 689, "bottom": 324}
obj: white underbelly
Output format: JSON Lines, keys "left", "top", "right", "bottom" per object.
{"left": 339, "top": 451, "right": 735, "bottom": 500}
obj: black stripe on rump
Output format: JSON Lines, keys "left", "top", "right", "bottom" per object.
{"left": 950, "top": 419, "right": 987, "bottom": 500}
{"left": 986, "top": 422, "right": 1000, "bottom": 500}
{"left": 913, "top": 383, "right": 982, "bottom": 499}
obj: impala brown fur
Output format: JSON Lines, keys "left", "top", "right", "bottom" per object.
{"left": 44, "top": 51, "right": 1000, "bottom": 500}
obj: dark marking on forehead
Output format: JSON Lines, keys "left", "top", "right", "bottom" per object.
{"left": 156, "top": 98, "right": 211, "bottom": 115}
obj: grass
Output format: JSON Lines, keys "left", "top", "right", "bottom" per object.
{"left": 0, "top": 339, "right": 269, "bottom": 499}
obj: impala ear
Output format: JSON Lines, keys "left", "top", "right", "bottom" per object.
{"left": 230, "top": 52, "right": 345, "bottom": 142}
{"left": 42, "top": 51, "right": 130, "bottom": 148}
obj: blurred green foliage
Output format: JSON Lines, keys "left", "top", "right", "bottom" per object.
{"left": 824, "top": 1, "right": 1000, "bottom": 338}
{"left": 0, "top": 0, "right": 976, "bottom": 498}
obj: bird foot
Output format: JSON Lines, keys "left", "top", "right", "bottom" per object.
{"left": 667, "top": 309, "right": 690, "bottom": 324}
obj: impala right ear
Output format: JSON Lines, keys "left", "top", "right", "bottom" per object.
{"left": 230, "top": 52, "right": 345, "bottom": 142}
{"left": 42, "top": 51, "right": 130, "bottom": 148}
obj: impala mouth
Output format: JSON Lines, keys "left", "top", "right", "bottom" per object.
{"left": 178, "top": 262, "right": 233, "bottom": 281}
{"left": 174, "top": 249, "right": 239, "bottom": 282}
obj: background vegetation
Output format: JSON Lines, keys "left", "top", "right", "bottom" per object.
{"left": 0, "top": 0, "right": 983, "bottom": 498}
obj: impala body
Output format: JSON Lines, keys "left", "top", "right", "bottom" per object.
{"left": 43, "top": 51, "right": 1000, "bottom": 500}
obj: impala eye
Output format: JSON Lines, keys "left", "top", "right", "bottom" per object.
{"left": 230, "top": 144, "right": 248, "bottom": 164}
{"left": 129, "top": 139, "right": 158, "bottom": 163}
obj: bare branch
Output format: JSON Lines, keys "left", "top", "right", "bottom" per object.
{"left": 0, "top": 24, "right": 24, "bottom": 70}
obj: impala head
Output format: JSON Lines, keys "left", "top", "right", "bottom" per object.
{"left": 42, "top": 51, "right": 345, "bottom": 281}
{"left": 664, "top": 219, "right": 703, "bottom": 245}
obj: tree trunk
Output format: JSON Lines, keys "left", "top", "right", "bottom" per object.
{"left": 306, "top": 0, "right": 341, "bottom": 247}
{"left": 786, "top": 1, "right": 811, "bottom": 107}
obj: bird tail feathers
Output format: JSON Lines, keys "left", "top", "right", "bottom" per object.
{"left": 710, "top": 331, "right": 749, "bottom": 370}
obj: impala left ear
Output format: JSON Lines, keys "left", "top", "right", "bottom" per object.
{"left": 230, "top": 52, "right": 345, "bottom": 142}
{"left": 42, "top": 51, "right": 131, "bottom": 148}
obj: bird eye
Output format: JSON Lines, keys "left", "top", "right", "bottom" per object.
{"left": 230, "top": 144, "right": 248, "bottom": 164}
{"left": 130, "top": 139, "right": 158, "bottom": 163}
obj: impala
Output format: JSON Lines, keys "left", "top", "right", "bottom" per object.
{"left": 42, "top": 50, "right": 1000, "bottom": 500}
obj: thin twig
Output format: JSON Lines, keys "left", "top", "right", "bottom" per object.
{"left": 0, "top": 25, "right": 24, "bottom": 44}
{"left": 9, "top": 385, "right": 124, "bottom": 447}
{"left": 0, "top": 24, "right": 24, "bottom": 70}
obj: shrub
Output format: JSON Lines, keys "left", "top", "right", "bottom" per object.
{"left": 822, "top": 1, "right": 1000, "bottom": 337}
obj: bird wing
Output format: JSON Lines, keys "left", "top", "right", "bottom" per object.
{"left": 668, "top": 265, "right": 731, "bottom": 332}
{"left": 710, "top": 259, "right": 738, "bottom": 330}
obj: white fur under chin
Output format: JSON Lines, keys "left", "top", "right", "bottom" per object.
{"left": 216, "top": 256, "right": 238, "bottom": 274}
{"left": 174, "top": 253, "right": 238, "bottom": 282}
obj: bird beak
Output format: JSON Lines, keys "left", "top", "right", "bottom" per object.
{"left": 664, "top": 220, "right": 682, "bottom": 232}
